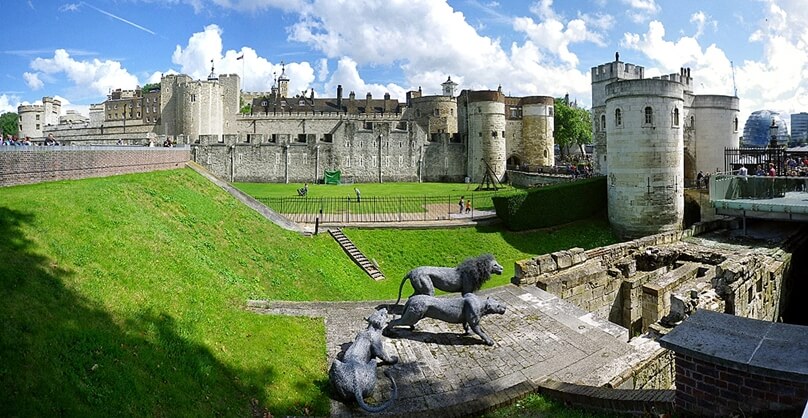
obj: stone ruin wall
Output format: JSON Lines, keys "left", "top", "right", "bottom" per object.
{"left": 513, "top": 218, "right": 803, "bottom": 389}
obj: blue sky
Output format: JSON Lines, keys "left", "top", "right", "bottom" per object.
{"left": 2, "top": 0, "right": 806, "bottom": 127}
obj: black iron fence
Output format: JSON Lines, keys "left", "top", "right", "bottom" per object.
{"left": 257, "top": 193, "right": 501, "bottom": 224}
{"left": 724, "top": 147, "right": 786, "bottom": 175}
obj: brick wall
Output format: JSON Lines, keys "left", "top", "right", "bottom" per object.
{"left": 673, "top": 352, "right": 808, "bottom": 416}
{"left": 0, "top": 146, "right": 190, "bottom": 187}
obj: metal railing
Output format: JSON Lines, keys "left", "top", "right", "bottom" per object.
{"left": 710, "top": 173, "right": 808, "bottom": 201}
{"left": 257, "top": 193, "right": 501, "bottom": 224}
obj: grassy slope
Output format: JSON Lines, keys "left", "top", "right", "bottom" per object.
{"left": 0, "top": 169, "right": 341, "bottom": 417}
{"left": 343, "top": 219, "right": 617, "bottom": 297}
{"left": 1, "top": 169, "right": 619, "bottom": 416}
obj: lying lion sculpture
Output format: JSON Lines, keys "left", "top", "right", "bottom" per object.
{"left": 386, "top": 293, "right": 506, "bottom": 346}
{"left": 329, "top": 308, "right": 399, "bottom": 413}
{"left": 395, "top": 253, "right": 503, "bottom": 306}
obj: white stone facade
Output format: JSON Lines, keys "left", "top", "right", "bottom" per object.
{"left": 17, "top": 97, "right": 61, "bottom": 139}
{"left": 592, "top": 57, "right": 739, "bottom": 238}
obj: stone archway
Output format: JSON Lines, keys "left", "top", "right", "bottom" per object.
{"left": 506, "top": 155, "right": 522, "bottom": 170}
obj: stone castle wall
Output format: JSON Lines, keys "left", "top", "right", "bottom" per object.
{"left": 0, "top": 146, "right": 189, "bottom": 187}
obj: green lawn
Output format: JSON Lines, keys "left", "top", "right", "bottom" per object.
{"left": 233, "top": 181, "right": 513, "bottom": 199}
{"left": 1, "top": 169, "right": 619, "bottom": 416}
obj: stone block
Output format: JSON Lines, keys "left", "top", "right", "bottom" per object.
{"left": 537, "top": 254, "right": 557, "bottom": 274}
{"left": 570, "top": 247, "right": 587, "bottom": 265}
{"left": 552, "top": 250, "right": 573, "bottom": 269}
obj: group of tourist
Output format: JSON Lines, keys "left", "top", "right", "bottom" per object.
{"left": 1, "top": 133, "right": 60, "bottom": 146}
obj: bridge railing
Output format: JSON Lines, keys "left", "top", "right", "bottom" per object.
{"left": 710, "top": 173, "right": 808, "bottom": 201}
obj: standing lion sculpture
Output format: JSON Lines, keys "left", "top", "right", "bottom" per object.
{"left": 394, "top": 253, "right": 503, "bottom": 306}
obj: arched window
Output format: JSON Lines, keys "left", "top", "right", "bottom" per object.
{"left": 690, "top": 115, "right": 695, "bottom": 128}
{"left": 600, "top": 114, "right": 606, "bottom": 131}
{"left": 734, "top": 117, "right": 739, "bottom": 132}
{"left": 673, "top": 108, "right": 680, "bottom": 127}
{"left": 644, "top": 106, "right": 653, "bottom": 125}
{"left": 615, "top": 108, "right": 622, "bottom": 127}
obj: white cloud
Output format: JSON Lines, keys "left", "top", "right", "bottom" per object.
{"left": 0, "top": 94, "right": 21, "bottom": 114}
{"left": 171, "top": 24, "right": 316, "bottom": 94}
{"left": 323, "top": 57, "right": 408, "bottom": 101}
{"left": 513, "top": 14, "right": 605, "bottom": 67}
{"left": 23, "top": 72, "right": 44, "bottom": 90}
{"left": 690, "top": 11, "right": 717, "bottom": 38}
{"left": 622, "top": 0, "right": 659, "bottom": 23}
{"left": 28, "top": 49, "right": 140, "bottom": 96}
{"left": 620, "top": 1, "right": 808, "bottom": 129}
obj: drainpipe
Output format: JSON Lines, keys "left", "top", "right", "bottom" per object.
{"left": 284, "top": 143, "right": 290, "bottom": 184}
{"left": 378, "top": 134, "right": 383, "bottom": 183}
{"left": 229, "top": 144, "right": 235, "bottom": 182}
{"left": 418, "top": 145, "right": 423, "bottom": 183}
{"left": 315, "top": 144, "right": 320, "bottom": 184}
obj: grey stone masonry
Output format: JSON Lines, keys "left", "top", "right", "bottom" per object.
{"left": 660, "top": 309, "right": 808, "bottom": 416}
{"left": 248, "top": 284, "right": 667, "bottom": 417}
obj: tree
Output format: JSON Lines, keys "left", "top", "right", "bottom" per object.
{"left": 142, "top": 82, "right": 160, "bottom": 92}
{"left": 553, "top": 98, "right": 592, "bottom": 160}
{"left": 0, "top": 112, "right": 19, "bottom": 137}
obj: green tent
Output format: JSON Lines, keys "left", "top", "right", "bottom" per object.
{"left": 324, "top": 169, "right": 341, "bottom": 185}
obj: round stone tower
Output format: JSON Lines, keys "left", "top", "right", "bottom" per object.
{"left": 606, "top": 79, "right": 684, "bottom": 238}
{"left": 691, "top": 95, "right": 740, "bottom": 175}
{"left": 465, "top": 90, "right": 506, "bottom": 182}
{"left": 520, "top": 96, "right": 555, "bottom": 167}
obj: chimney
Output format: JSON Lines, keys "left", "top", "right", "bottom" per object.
{"left": 337, "top": 84, "right": 343, "bottom": 109}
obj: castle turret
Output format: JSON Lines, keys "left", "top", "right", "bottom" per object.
{"left": 465, "top": 90, "right": 506, "bottom": 182}
{"left": 441, "top": 76, "right": 458, "bottom": 97}
{"left": 520, "top": 96, "right": 555, "bottom": 167}
{"left": 590, "top": 55, "right": 645, "bottom": 174}
{"left": 606, "top": 79, "right": 684, "bottom": 238}
{"left": 691, "top": 95, "right": 740, "bottom": 176}
{"left": 277, "top": 61, "right": 289, "bottom": 99}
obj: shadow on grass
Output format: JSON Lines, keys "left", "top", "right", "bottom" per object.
{"left": 0, "top": 207, "right": 275, "bottom": 417}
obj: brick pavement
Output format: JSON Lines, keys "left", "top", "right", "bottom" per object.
{"left": 248, "top": 284, "right": 659, "bottom": 417}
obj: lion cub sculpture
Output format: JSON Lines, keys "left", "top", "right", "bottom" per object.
{"left": 329, "top": 308, "right": 399, "bottom": 413}
{"left": 386, "top": 293, "right": 506, "bottom": 346}
{"left": 394, "top": 253, "right": 503, "bottom": 306}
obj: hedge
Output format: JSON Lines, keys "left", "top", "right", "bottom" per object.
{"left": 493, "top": 176, "right": 607, "bottom": 230}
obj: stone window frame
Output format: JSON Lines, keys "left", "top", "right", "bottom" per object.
{"left": 548, "top": 107, "right": 554, "bottom": 117}
{"left": 672, "top": 107, "right": 680, "bottom": 128}
{"left": 734, "top": 117, "right": 739, "bottom": 132}
{"left": 321, "top": 133, "right": 333, "bottom": 143}
{"left": 600, "top": 114, "right": 606, "bottom": 132}
{"left": 643, "top": 106, "right": 654, "bottom": 126}
{"left": 614, "top": 108, "right": 623, "bottom": 128}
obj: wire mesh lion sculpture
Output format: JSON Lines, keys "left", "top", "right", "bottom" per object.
{"left": 329, "top": 308, "right": 398, "bottom": 413}
{"left": 394, "top": 253, "right": 503, "bottom": 306}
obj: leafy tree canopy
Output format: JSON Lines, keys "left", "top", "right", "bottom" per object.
{"left": 142, "top": 83, "right": 160, "bottom": 92}
{"left": 554, "top": 98, "right": 592, "bottom": 158}
{"left": 0, "top": 112, "right": 19, "bottom": 137}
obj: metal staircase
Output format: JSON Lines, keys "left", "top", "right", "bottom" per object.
{"left": 329, "top": 228, "right": 385, "bottom": 281}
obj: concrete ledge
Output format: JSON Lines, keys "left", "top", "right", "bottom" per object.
{"left": 660, "top": 310, "right": 808, "bottom": 382}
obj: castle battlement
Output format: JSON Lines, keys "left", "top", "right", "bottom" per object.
{"left": 18, "top": 105, "right": 43, "bottom": 112}
{"left": 591, "top": 61, "right": 645, "bottom": 83}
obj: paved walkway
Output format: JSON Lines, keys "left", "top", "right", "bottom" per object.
{"left": 248, "top": 284, "right": 661, "bottom": 417}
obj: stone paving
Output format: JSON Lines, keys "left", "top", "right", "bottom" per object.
{"left": 248, "top": 284, "right": 661, "bottom": 417}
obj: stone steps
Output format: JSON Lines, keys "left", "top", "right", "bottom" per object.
{"left": 329, "top": 228, "right": 385, "bottom": 281}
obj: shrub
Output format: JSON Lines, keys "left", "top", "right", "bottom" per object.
{"left": 493, "top": 176, "right": 607, "bottom": 230}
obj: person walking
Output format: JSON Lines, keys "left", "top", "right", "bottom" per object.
{"left": 458, "top": 196, "right": 464, "bottom": 214}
